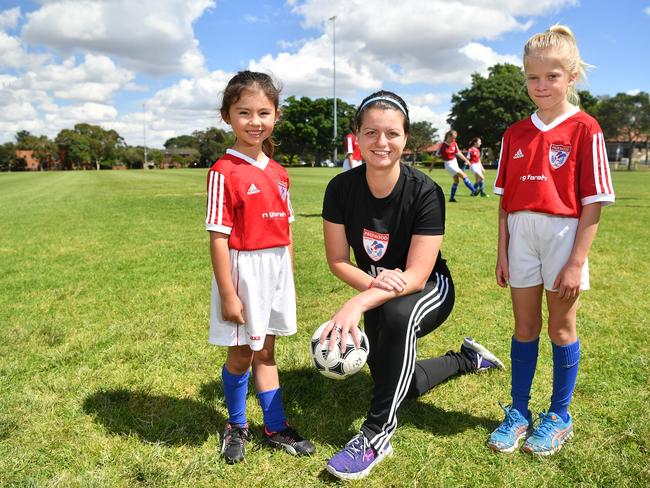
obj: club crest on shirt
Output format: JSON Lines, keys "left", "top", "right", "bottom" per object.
{"left": 363, "top": 229, "right": 389, "bottom": 262}
{"left": 549, "top": 143, "right": 571, "bottom": 169}
{"left": 276, "top": 180, "right": 288, "bottom": 201}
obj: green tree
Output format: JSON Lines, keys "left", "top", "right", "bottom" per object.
{"left": 117, "top": 146, "right": 144, "bottom": 169}
{"left": 274, "top": 96, "right": 356, "bottom": 164}
{"left": 13, "top": 132, "right": 58, "bottom": 170}
{"left": 193, "top": 127, "right": 234, "bottom": 167}
{"left": 164, "top": 135, "right": 199, "bottom": 150}
{"left": 406, "top": 121, "right": 438, "bottom": 162}
{"left": 577, "top": 89, "right": 599, "bottom": 115}
{"left": 55, "top": 124, "right": 123, "bottom": 170}
{"left": 56, "top": 129, "right": 91, "bottom": 170}
{"left": 73, "top": 123, "right": 123, "bottom": 170}
{"left": 596, "top": 92, "right": 650, "bottom": 170}
{"left": 0, "top": 142, "right": 17, "bottom": 171}
{"left": 448, "top": 63, "right": 536, "bottom": 155}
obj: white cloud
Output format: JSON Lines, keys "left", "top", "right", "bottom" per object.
{"left": 256, "top": 0, "right": 560, "bottom": 94}
{"left": 21, "top": 0, "right": 213, "bottom": 76}
{"left": 110, "top": 70, "right": 234, "bottom": 147}
{"left": 0, "top": 6, "right": 20, "bottom": 30}
{"left": 0, "top": 0, "right": 581, "bottom": 148}
{"left": 626, "top": 89, "right": 641, "bottom": 96}
{"left": 408, "top": 103, "right": 450, "bottom": 139}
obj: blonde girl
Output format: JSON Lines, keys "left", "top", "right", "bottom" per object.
{"left": 488, "top": 25, "right": 614, "bottom": 456}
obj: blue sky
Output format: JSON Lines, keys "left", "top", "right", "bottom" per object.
{"left": 1, "top": 0, "right": 648, "bottom": 147}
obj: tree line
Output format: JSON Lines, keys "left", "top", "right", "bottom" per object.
{"left": 1, "top": 63, "right": 648, "bottom": 171}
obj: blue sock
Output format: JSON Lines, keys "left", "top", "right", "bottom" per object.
{"left": 550, "top": 339, "right": 580, "bottom": 422}
{"left": 462, "top": 176, "right": 476, "bottom": 192}
{"left": 450, "top": 183, "right": 458, "bottom": 199}
{"left": 479, "top": 181, "right": 484, "bottom": 192}
{"left": 511, "top": 336, "right": 539, "bottom": 417}
{"left": 257, "top": 388, "right": 287, "bottom": 433}
{"left": 222, "top": 365, "right": 249, "bottom": 426}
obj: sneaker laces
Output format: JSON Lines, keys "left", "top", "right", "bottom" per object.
{"left": 343, "top": 434, "right": 370, "bottom": 459}
{"left": 225, "top": 425, "right": 249, "bottom": 447}
{"left": 273, "top": 426, "right": 303, "bottom": 445}
{"left": 495, "top": 403, "right": 521, "bottom": 434}
{"left": 533, "top": 412, "right": 557, "bottom": 437}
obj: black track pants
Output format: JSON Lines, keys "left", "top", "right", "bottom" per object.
{"left": 360, "top": 271, "right": 470, "bottom": 453}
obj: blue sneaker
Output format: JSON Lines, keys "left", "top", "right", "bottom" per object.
{"left": 488, "top": 404, "right": 533, "bottom": 453}
{"left": 326, "top": 433, "right": 393, "bottom": 480}
{"left": 461, "top": 337, "right": 505, "bottom": 372}
{"left": 522, "top": 411, "right": 573, "bottom": 456}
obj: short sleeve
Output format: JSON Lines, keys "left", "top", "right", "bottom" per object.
{"left": 413, "top": 181, "right": 445, "bottom": 235}
{"left": 578, "top": 122, "right": 615, "bottom": 206}
{"left": 285, "top": 173, "right": 295, "bottom": 224}
{"left": 494, "top": 133, "right": 509, "bottom": 196}
{"left": 322, "top": 177, "right": 345, "bottom": 224}
{"left": 205, "top": 168, "right": 235, "bottom": 233}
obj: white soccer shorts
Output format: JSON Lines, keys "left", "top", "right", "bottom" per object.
{"left": 443, "top": 159, "right": 463, "bottom": 176}
{"left": 343, "top": 159, "right": 362, "bottom": 171}
{"left": 209, "top": 246, "right": 297, "bottom": 351}
{"left": 507, "top": 211, "right": 589, "bottom": 291}
{"left": 469, "top": 162, "right": 485, "bottom": 179}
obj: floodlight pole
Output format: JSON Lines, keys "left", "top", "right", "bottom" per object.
{"left": 329, "top": 15, "right": 337, "bottom": 165}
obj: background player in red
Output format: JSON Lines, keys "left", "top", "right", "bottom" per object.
{"left": 467, "top": 137, "right": 487, "bottom": 197}
{"left": 438, "top": 130, "right": 478, "bottom": 202}
{"left": 205, "top": 71, "right": 314, "bottom": 463}
{"left": 488, "top": 25, "right": 615, "bottom": 456}
{"left": 343, "top": 127, "right": 363, "bottom": 171}
{"left": 321, "top": 91, "right": 504, "bottom": 480}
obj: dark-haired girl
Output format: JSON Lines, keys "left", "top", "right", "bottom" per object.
{"left": 205, "top": 70, "right": 314, "bottom": 464}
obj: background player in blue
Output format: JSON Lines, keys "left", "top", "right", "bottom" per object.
{"left": 320, "top": 90, "right": 505, "bottom": 481}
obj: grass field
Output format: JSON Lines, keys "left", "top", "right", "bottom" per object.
{"left": 0, "top": 168, "right": 648, "bottom": 487}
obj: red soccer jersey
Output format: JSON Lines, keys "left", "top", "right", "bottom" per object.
{"left": 494, "top": 107, "right": 615, "bottom": 217}
{"left": 467, "top": 146, "right": 481, "bottom": 164}
{"left": 440, "top": 141, "right": 459, "bottom": 162}
{"left": 345, "top": 133, "right": 362, "bottom": 160}
{"left": 205, "top": 149, "right": 295, "bottom": 250}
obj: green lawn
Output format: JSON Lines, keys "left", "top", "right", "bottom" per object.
{"left": 0, "top": 168, "right": 647, "bottom": 487}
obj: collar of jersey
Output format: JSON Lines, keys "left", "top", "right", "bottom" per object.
{"left": 226, "top": 148, "right": 269, "bottom": 170}
{"left": 531, "top": 105, "right": 580, "bottom": 132}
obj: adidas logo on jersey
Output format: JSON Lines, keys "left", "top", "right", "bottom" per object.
{"left": 513, "top": 148, "right": 524, "bottom": 159}
{"left": 247, "top": 183, "right": 260, "bottom": 195}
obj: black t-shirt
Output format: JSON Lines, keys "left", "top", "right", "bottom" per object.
{"left": 322, "top": 164, "right": 450, "bottom": 281}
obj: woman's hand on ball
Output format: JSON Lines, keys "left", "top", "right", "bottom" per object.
{"left": 322, "top": 302, "right": 363, "bottom": 353}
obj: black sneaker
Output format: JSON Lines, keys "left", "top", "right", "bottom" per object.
{"left": 460, "top": 337, "right": 505, "bottom": 372}
{"left": 221, "top": 423, "right": 250, "bottom": 464}
{"left": 449, "top": 197, "right": 457, "bottom": 203}
{"left": 263, "top": 425, "right": 315, "bottom": 456}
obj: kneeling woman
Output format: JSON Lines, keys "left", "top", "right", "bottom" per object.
{"left": 320, "top": 91, "right": 504, "bottom": 481}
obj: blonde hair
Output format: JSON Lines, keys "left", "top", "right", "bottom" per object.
{"left": 523, "top": 24, "right": 590, "bottom": 106}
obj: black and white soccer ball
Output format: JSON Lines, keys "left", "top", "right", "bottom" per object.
{"left": 310, "top": 322, "right": 369, "bottom": 380}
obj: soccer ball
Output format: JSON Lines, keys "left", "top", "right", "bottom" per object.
{"left": 310, "top": 322, "right": 369, "bottom": 380}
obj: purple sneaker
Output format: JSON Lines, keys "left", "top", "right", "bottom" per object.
{"left": 461, "top": 337, "right": 505, "bottom": 372}
{"left": 326, "top": 433, "right": 393, "bottom": 481}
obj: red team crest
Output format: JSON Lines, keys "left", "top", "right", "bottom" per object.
{"left": 363, "top": 229, "right": 389, "bottom": 262}
{"left": 549, "top": 143, "right": 571, "bottom": 169}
